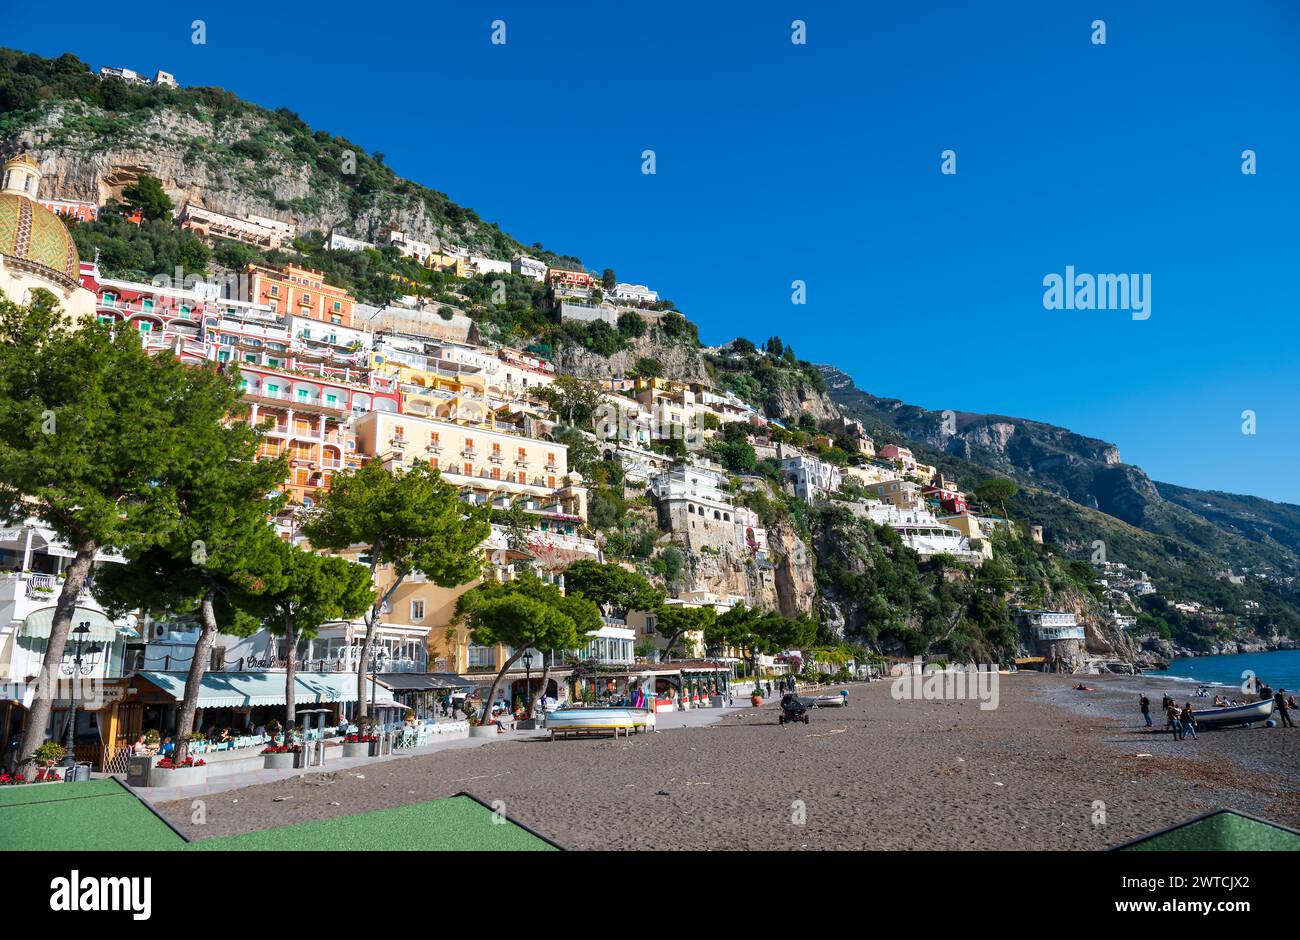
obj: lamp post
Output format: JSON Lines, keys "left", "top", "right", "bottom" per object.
{"left": 60, "top": 622, "right": 95, "bottom": 769}
{"left": 522, "top": 650, "right": 534, "bottom": 715}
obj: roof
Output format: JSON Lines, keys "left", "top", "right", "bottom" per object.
{"left": 0, "top": 192, "right": 80, "bottom": 287}
{"left": 133, "top": 671, "right": 391, "bottom": 708}
{"left": 374, "top": 672, "right": 479, "bottom": 692}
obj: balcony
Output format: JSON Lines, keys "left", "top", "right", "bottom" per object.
{"left": 390, "top": 437, "right": 407, "bottom": 449}
{"left": 514, "top": 458, "right": 529, "bottom": 468}
{"left": 425, "top": 443, "right": 442, "bottom": 455}
{"left": 489, "top": 452, "right": 504, "bottom": 463}
{"left": 461, "top": 449, "right": 476, "bottom": 459}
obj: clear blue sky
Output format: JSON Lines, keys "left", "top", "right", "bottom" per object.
{"left": 6, "top": 0, "right": 1298, "bottom": 502}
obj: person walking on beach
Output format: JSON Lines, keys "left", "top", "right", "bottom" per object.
{"left": 1180, "top": 703, "right": 1198, "bottom": 740}
{"left": 1139, "top": 694, "right": 1152, "bottom": 728}
{"left": 1275, "top": 689, "right": 1295, "bottom": 728}
{"left": 1167, "top": 704, "right": 1184, "bottom": 740}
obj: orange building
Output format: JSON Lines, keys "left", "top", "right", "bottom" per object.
{"left": 246, "top": 263, "right": 355, "bottom": 327}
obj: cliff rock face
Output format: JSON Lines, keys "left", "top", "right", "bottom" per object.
{"left": 673, "top": 519, "right": 814, "bottom": 619}
{"left": 12, "top": 103, "right": 505, "bottom": 254}
{"left": 553, "top": 334, "right": 710, "bottom": 383}
{"left": 761, "top": 379, "right": 840, "bottom": 426}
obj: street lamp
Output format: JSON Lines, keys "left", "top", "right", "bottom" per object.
{"left": 522, "top": 650, "right": 534, "bottom": 715}
{"left": 60, "top": 622, "right": 96, "bottom": 769}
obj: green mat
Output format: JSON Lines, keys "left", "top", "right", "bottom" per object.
{"left": 1117, "top": 810, "right": 1300, "bottom": 851}
{"left": 189, "top": 794, "right": 557, "bottom": 851}
{"left": 0, "top": 779, "right": 185, "bottom": 851}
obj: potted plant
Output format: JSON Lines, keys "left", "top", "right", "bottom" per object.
{"left": 262, "top": 742, "right": 301, "bottom": 770}
{"left": 466, "top": 707, "right": 495, "bottom": 738}
{"left": 750, "top": 688, "right": 763, "bottom": 707}
{"left": 35, "top": 741, "right": 66, "bottom": 767}
{"left": 152, "top": 754, "right": 208, "bottom": 786}
{"left": 341, "top": 732, "right": 376, "bottom": 758}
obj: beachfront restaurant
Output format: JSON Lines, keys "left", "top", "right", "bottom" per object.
{"left": 374, "top": 672, "right": 481, "bottom": 720}
{"left": 92, "top": 671, "right": 405, "bottom": 772}
{"left": 567, "top": 660, "right": 735, "bottom": 710}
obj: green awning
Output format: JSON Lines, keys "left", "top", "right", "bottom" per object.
{"left": 134, "top": 671, "right": 387, "bottom": 708}
{"left": 21, "top": 607, "right": 121, "bottom": 642}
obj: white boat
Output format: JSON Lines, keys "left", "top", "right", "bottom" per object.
{"left": 544, "top": 707, "right": 651, "bottom": 739}
{"left": 1190, "top": 699, "right": 1275, "bottom": 728}
{"left": 809, "top": 694, "right": 847, "bottom": 708}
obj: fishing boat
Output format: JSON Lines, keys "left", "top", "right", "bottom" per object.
{"left": 809, "top": 694, "right": 847, "bottom": 708}
{"left": 1190, "top": 699, "right": 1275, "bottom": 728}
{"left": 544, "top": 706, "right": 651, "bottom": 740}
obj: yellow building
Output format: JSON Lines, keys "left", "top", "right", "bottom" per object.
{"left": 353, "top": 409, "right": 587, "bottom": 521}
{"left": 0, "top": 154, "right": 96, "bottom": 320}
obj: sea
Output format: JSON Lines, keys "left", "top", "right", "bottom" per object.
{"left": 1150, "top": 648, "right": 1300, "bottom": 692}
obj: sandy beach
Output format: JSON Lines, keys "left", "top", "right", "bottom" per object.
{"left": 156, "top": 673, "right": 1300, "bottom": 850}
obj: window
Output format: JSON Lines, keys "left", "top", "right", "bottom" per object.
{"left": 333, "top": 301, "right": 342, "bottom": 312}
{"left": 410, "top": 600, "right": 425, "bottom": 621}
{"left": 270, "top": 285, "right": 279, "bottom": 296}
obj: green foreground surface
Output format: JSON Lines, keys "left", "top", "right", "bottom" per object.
{"left": 1117, "top": 810, "right": 1300, "bottom": 851}
{"left": 0, "top": 780, "right": 556, "bottom": 851}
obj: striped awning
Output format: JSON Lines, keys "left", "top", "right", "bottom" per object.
{"left": 133, "top": 671, "right": 387, "bottom": 708}
{"left": 21, "top": 607, "right": 122, "bottom": 642}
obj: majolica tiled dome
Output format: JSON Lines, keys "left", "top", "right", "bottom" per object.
{"left": 0, "top": 154, "right": 80, "bottom": 290}
{"left": 0, "top": 191, "right": 80, "bottom": 289}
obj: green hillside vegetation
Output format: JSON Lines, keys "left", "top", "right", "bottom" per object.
{"left": 0, "top": 49, "right": 581, "bottom": 266}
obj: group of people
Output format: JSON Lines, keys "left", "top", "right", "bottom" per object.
{"left": 1139, "top": 684, "right": 1297, "bottom": 736}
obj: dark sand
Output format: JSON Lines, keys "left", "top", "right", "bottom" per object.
{"left": 157, "top": 673, "right": 1300, "bottom": 850}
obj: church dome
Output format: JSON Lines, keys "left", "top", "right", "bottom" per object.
{"left": 0, "top": 193, "right": 81, "bottom": 290}
{"left": 0, "top": 153, "right": 81, "bottom": 292}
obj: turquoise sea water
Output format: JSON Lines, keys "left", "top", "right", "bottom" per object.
{"left": 1150, "top": 649, "right": 1300, "bottom": 692}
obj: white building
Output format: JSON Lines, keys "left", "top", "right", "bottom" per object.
{"left": 327, "top": 232, "right": 376, "bottom": 253}
{"left": 782, "top": 454, "right": 843, "bottom": 503}
{"left": 610, "top": 283, "right": 659, "bottom": 304}
{"left": 471, "top": 255, "right": 513, "bottom": 277}
{"left": 513, "top": 256, "right": 547, "bottom": 281}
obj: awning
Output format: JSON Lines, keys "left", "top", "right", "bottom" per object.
{"left": 134, "top": 671, "right": 386, "bottom": 708}
{"left": 21, "top": 607, "right": 122, "bottom": 642}
{"left": 374, "top": 672, "right": 479, "bottom": 692}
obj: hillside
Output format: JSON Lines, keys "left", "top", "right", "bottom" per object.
{"left": 820, "top": 366, "right": 1300, "bottom": 655}
{"left": 6, "top": 48, "right": 1297, "bottom": 664}
{"left": 0, "top": 50, "right": 582, "bottom": 268}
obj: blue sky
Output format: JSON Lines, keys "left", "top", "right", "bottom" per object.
{"left": 6, "top": 0, "right": 1298, "bottom": 502}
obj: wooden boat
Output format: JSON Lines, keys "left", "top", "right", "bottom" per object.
{"left": 809, "top": 694, "right": 847, "bottom": 707}
{"left": 1190, "top": 699, "right": 1275, "bottom": 728}
{"left": 544, "top": 707, "right": 651, "bottom": 740}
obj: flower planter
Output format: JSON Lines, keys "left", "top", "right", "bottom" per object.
{"left": 151, "top": 765, "right": 207, "bottom": 787}
{"left": 750, "top": 695, "right": 763, "bottom": 707}
{"left": 263, "top": 752, "right": 297, "bottom": 770}
{"left": 468, "top": 725, "right": 496, "bottom": 738}
{"left": 516, "top": 718, "right": 537, "bottom": 730}
{"left": 341, "top": 742, "right": 372, "bottom": 759}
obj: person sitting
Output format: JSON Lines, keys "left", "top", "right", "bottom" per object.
{"left": 131, "top": 734, "right": 149, "bottom": 757}
{"left": 159, "top": 736, "right": 174, "bottom": 757}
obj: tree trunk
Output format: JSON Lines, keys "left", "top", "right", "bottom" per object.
{"left": 481, "top": 647, "right": 527, "bottom": 724}
{"left": 356, "top": 605, "right": 377, "bottom": 725}
{"left": 356, "top": 564, "right": 402, "bottom": 727}
{"left": 172, "top": 587, "right": 218, "bottom": 766}
{"left": 535, "top": 656, "right": 553, "bottom": 712}
{"left": 16, "top": 540, "right": 96, "bottom": 780}
{"left": 284, "top": 615, "right": 299, "bottom": 734}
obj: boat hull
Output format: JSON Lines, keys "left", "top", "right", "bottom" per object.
{"left": 1190, "top": 700, "right": 1275, "bottom": 727}
{"left": 544, "top": 708, "right": 650, "bottom": 733}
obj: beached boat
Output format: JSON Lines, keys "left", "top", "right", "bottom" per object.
{"left": 544, "top": 707, "right": 651, "bottom": 740}
{"left": 1190, "top": 699, "right": 1275, "bottom": 728}
{"left": 809, "top": 694, "right": 847, "bottom": 707}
